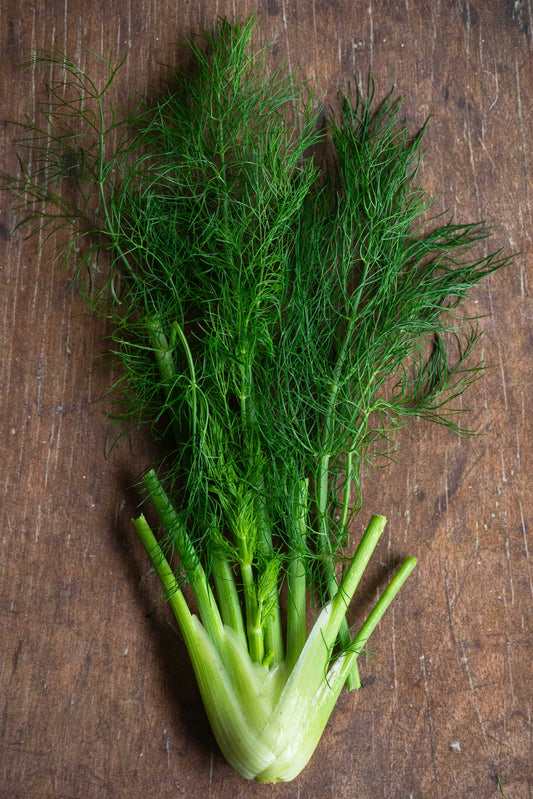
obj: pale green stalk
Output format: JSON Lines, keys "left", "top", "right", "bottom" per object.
{"left": 211, "top": 554, "right": 247, "bottom": 648}
{"left": 141, "top": 469, "right": 225, "bottom": 643}
{"left": 317, "top": 312, "right": 361, "bottom": 688}
{"left": 286, "top": 477, "right": 308, "bottom": 671}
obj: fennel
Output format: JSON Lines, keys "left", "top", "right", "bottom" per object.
{"left": 2, "top": 17, "right": 512, "bottom": 783}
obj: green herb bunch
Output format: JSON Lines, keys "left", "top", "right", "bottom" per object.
{"left": 3, "top": 17, "right": 511, "bottom": 782}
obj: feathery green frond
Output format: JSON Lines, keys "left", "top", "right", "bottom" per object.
{"left": 1, "top": 16, "right": 513, "bottom": 782}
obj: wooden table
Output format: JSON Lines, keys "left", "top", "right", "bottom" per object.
{"left": 1, "top": 2, "right": 531, "bottom": 797}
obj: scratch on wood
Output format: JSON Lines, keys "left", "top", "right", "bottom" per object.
{"left": 463, "top": 110, "right": 481, "bottom": 218}
{"left": 208, "top": 752, "right": 213, "bottom": 797}
{"left": 486, "top": 53, "right": 500, "bottom": 112}
{"left": 444, "top": 562, "right": 489, "bottom": 749}
{"left": 517, "top": 213, "right": 529, "bottom": 300}
{"left": 428, "top": 3, "right": 439, "bottom": 84}
{"left": 480, "top": 348, "right": 491, "bottom": 430}
{"left": 403, "top": 0, "right": 414, "bottom": 64}
{"left": 390, "top": 605, "right": 398, "bottom": 700}
{"left": 519, "top": 501, "right": 533, "bottom": 602}
{"left": 515, "top": 57, "right": 531, "bottom": 210}
{"left": 495, "top": 337, "right": 509, "bottom": 412}
{"left": 59, "top": 0, "right": 67, "bottom": 48}
{"left": 388, "top": 714, "right": 396, "bottom": 799}
{"left": 368, "top": 1, "right": 374, "bottom": 65}
{"left": 501, "top": 586, "right": 515, "bottom": 701}
{"left": 420, "top": 653, "right": 441, "bottom": 798}
{"left": 164, "top": 727, "right": 170, "bottom": 769}
{"left": 43, "top": 421, "right": 55, "bottom": 489}
{"left": 464, "top": 0, "right": 472, "bottom": 60}
{"left": 499, "top": 453, "right": 515, "bottom": 607}
{"left": 279, "top": 0, "right": 293, "bottom": 77}
{"left": 311, "top": 0, "right": 319, "bottom": 80}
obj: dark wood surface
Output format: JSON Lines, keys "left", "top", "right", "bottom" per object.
{"left": 1, "top": 2, "right": 531, "bottom": 797}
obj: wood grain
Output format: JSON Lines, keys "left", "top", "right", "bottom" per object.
{"left": 1, "top": 1, "right": 531, "bottom": 797}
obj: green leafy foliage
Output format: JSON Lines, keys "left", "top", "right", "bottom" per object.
{"left": 1, "top": 16, "right": 512, "bottom": 782}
